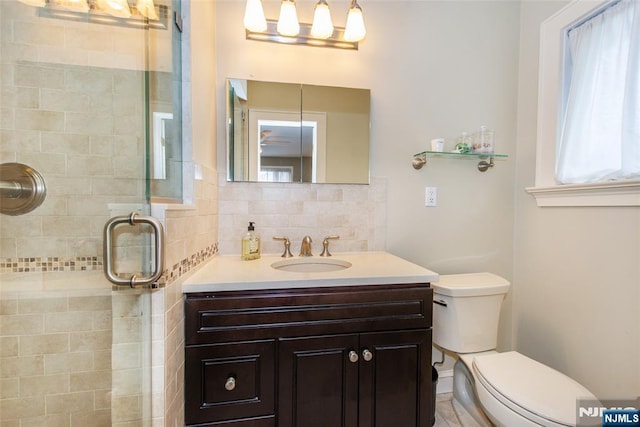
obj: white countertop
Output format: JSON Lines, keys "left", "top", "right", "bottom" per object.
{"left": 182, "top": 251, "right": 439, "bottom": 293}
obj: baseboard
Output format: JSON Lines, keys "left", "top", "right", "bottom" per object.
{"left": 435, "top": 368, "right": 453, "bottom": 394}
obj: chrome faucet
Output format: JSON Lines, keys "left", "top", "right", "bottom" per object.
{"left": 299, "top": 235, "right": 313, "bottom": 257}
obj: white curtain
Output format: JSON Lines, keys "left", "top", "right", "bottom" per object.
{"left": 556, "top": 0, "right": 640, "bottom": 184}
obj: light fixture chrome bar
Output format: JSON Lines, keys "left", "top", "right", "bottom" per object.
{"left": 246, "top": 19, "right": 358, "bottom": 50}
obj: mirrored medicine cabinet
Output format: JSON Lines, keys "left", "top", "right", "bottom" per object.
{"left": 226, "top": 79, "right": 370, "bottom": 184}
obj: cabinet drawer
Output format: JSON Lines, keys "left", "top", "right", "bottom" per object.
{"left": 185, "top": 284, "right": 432, "bottom": 345}
{"left": 185, "top": 340, "right": 275, "bottom": 426}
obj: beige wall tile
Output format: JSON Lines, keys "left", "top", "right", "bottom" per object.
{"left": 40, "top": 89, "right": 90, "bottom": 113}
{"left": 110, "top": 394, "right": 141, "bottom": 423}
{"left": 0, "top": 129, "right": 41, "bottom": 153}
{"left": 112, "top": 318, "right": 141, "bottom": 345}
{"left": 0, "top": 396, "right": 45, "bottom": 420}
{"left": 1, "top": 86, "right": 39, "bottom": 109}
{"left": 0, "top": 378, "right": 19, "bottom": 399}
{"left": 14, "top": 109, "right": 64, "bottom": 133}
{"left": 20, "top": 333, "right": 69, "bottom": 356}
{"left": 0, "top": 356, "right": 44, "bottom": 379}
{"left": 45, "top": 391, "right": 94, "bottom": 415}
{"left": 44, "top": 351, "right": 93, "bottom": 375}
{"left": 44, "top": 311, "right": 94, "bottom": 333}
{"left": 64, "top": 112, "right": 113, "bottom": 135}
{"left": 93, "top": 389, "right": 112, "bottom": 411}
{"left": 112, "top": 342, "right": 141, "bottom": 371}
{"left": 0, "top": 300, "right": 18, "bottom": 316}
{"left": 13, "top": 64, "right": 64, "bottom": 90}
{"left": 20, "top": 373, "right": 69, "bottom": 397}
{"left": 68, "top": 296, "right": 111, "bottom": 312}
{"left": 13, "top": 21, "right": 65, "bottom": 46}
{"left": 19, "top": 298, "right": 67, "bottom": 314}
{"left": 0, "top": 216, "right": 42, "bottom": 238}
{"left": 0, "top": 337, "right": 18, "bottom": 358}
{"left": 70, "top": 409, "right": 111, "bottom": 427}
{"left": 70, "top": 370, "right": 111, "bottom": 392}
{"left": 15, "top": 237, "right": 68, "bottom": 258}
{"left": 92, "top": 350, "right": 112, "bottom": 372}
{"left": 0, "top": 314, "right": 43, "bottom": 336}
{"left": 69, "top": 330, "right": 111, "bottom": 352}
{"left": 20, "top": 413, "right": 72, "bottom": 427}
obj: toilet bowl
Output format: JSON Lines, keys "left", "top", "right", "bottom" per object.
{"left": 432, "top": 273, "right": 597, "bottom": 427}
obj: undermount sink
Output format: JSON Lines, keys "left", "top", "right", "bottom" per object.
{"left": 271, "top": 258, "right": 352, "bottom": 273}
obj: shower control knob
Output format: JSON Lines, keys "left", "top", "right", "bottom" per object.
{"left": 362, "top": 349, "right": 373, "bottom": 362}
{"left": 348, "top": 350, "right": 359, "bottom": 363}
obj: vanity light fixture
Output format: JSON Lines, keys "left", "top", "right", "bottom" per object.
{"left": 16, "top": 0, "right": 166, "bottom": 29}
{"left": 244, "top": 0, "right": 366, "bottom": 50}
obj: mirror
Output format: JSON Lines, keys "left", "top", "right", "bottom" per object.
{"left": 226, "top": 79, "right": 370, "bottom": 184}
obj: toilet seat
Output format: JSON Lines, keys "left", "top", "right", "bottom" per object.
{"left": 472, "top": 351, "right": 596, "bottom": 426}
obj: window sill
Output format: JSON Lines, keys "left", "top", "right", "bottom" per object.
{"left": 525, "top": 180, "right": 640, "bottom": 207}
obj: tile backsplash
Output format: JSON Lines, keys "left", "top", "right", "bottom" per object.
{"left": 217, "top": 176, "right": 387, "bottom": 256}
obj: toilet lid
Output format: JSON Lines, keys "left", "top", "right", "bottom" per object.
{"left": 473, "top": 351, "right": 596, "bottom": 426}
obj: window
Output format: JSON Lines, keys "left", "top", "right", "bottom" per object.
{"left": 528, "top": 0, "right": 640, "bottom": 206}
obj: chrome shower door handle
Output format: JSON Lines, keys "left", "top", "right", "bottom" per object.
{"left": 103, "top": 212, "right": 165, "bottom": 287}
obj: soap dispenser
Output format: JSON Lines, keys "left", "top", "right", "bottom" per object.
{"left": 241, "top": 222, "right": 261, "bottom": 260}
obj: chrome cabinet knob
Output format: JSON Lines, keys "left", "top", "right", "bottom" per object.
{"left": 348, "top": 350, "right": 359, "bottom": 363}
{"left": 362, "top": 349, "right": 373, "bottom": 362}
{"left": 225, "top": 376, "right": 236, "bottom": 391}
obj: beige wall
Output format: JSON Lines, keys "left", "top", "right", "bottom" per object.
{"left": 513, "top": 1, "right": 640, "bottom": 399}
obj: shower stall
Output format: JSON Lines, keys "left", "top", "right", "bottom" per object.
{"left": 0, "top": 0, "right": 182, "bottom": 425}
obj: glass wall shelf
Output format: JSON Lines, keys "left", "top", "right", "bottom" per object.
{"left": 412, "top": 151, "right": 508, "bottom": 172}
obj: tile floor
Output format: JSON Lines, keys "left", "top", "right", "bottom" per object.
{"left": 434, "top": 393, "right": 483, "bottom": 427}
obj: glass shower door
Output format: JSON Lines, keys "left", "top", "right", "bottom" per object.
{"left": 0, "top": 0, "right": 178, "bottom": 425}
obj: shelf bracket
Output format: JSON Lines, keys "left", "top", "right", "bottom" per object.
{"left": 412, "top": 154, "right": 427, "bottom": 170}
{"left": 477, "top": 157, "right": 495, "bottom": 172}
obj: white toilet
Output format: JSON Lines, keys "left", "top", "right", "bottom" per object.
{"left": 432, "top": 272, "right": 597, "bottom": 427}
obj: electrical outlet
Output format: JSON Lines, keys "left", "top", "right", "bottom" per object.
{"left": 425, "top": 187, "right": 437, "bottom": 207}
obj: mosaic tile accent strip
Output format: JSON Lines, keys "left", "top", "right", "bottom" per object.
{"left": 0, "top": 256, "right": 102, "bottom": 273}
{"left": 160, "top": 243, "right": 218, "bottom": 286}
{"left": 0, "top": 244, "right": 218, "bottom": 281}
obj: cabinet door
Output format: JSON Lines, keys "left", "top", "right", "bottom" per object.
{"left": 185, "top": 340, "right": 275, "bottom": 426}
{"left": 358, "top": 329, "right": 432, "bottom": 427}
{"left": 278, "top": 334, "right": 360, "bottom": 427}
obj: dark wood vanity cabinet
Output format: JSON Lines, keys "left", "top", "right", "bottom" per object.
{"left": 185, "top": 284, "right": 433, "bottom": 427}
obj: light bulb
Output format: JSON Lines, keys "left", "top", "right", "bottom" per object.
{"left": 97, "top": 0, "right": 132, "bottom": 18}
{"left": 54, "top": 0, "right": 90, "bottom": 12}
{"left": 136, "top": 0, "right": 158, "bottom": 20}
{"left": 277, "top": 0, "right": 299, "bottom": 37}
{"left": 244, "top": 0, "right": 267, "bottom": 32}
{"left": 311, "top": 0, "right": 334, "bottom": 39}
{"left": 344, "top": 0, "right": 366, "bottom": 42}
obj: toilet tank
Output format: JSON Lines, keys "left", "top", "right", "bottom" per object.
{"left": 432, "top": 272, "right": 510, "bottom": 353}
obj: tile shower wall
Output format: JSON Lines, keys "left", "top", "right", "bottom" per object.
{"left": 217, "top": 176, "right": 387, "bottom": 255}
{"left": 0, "top": 290, "right": 114, "bottom": 426}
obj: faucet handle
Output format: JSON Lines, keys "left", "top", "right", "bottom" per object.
{"left": 320, "top": 235, "right": 340, "bottom": 257}
{"left": 273, "top": 236, "right": 293, "bottom": 258}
